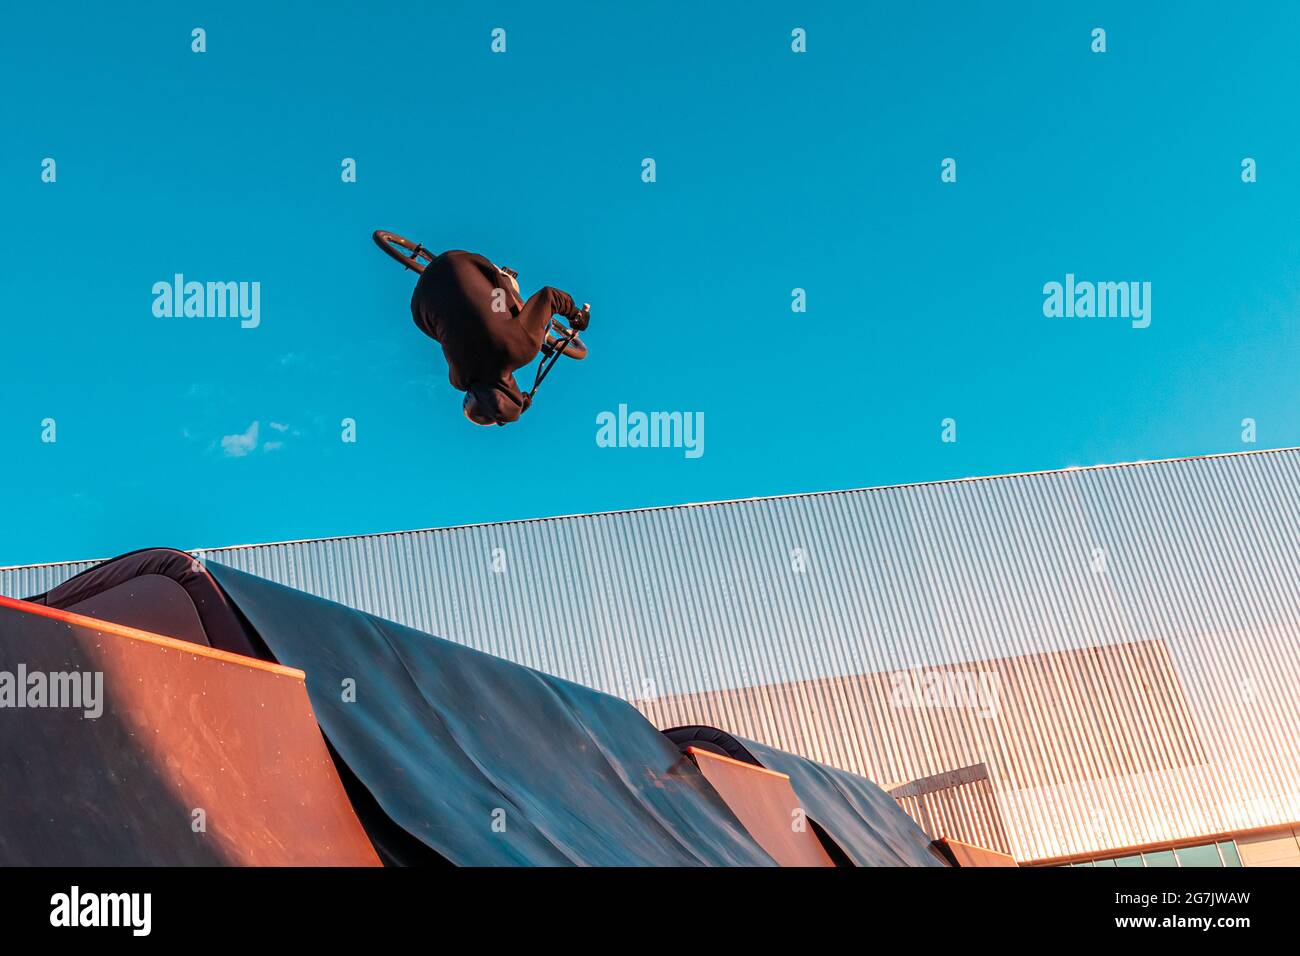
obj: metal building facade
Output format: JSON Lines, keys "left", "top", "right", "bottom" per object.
{"left": 3, "top": 448, "right": 1298, "bottom": 862}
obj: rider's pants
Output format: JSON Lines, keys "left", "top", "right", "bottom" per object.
{"left": 516, "top": 285, "right": 578, "bottom": 352}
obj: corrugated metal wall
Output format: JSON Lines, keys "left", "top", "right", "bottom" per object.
{"left": 890, "top": 764, "right": 1012, "bottom": 857}
{"left": 641, "top": 637, "right": 1213, "bottom": 859}
{"left": 3, "top": 449, "right": 1298, "bottom": 861}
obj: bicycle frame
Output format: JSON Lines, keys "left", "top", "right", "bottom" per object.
{"left": 529, "top": 329, "right": 579, "bottom": 400}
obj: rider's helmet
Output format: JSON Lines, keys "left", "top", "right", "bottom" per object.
{"left": 462, "top": 391, "right": 496, "bottom": 426}
{"left": 463, "top": 381, "right": 529, "bottom": 427}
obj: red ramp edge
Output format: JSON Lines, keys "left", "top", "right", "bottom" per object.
{"left": 934, "top": 836, "right": 1018, "bottom": 867}
{"left": 687, "top": 746, "right": 837, "bottom": 867}
{"left": 0, "top": 594, "right": 380, "bottom": 866}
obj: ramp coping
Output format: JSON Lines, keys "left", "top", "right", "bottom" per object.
{"left": 0, "top": 594, "right": 305, "bottom": 681}
{"left": 686, "top": 745, "right": 792, "bottom": 780}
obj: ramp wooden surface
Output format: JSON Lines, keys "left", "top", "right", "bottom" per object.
{"left": 0, "top": 595, "right": 380, "bottom": 866}
{"left": 688, "top": 747, "right": 836, "bottom": 867}
{"left": 935, "top": 836, "right": 1018, "bottom": 867}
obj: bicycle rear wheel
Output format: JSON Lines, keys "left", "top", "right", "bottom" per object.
{"left": 373, "top": 230, "right": 436, "bottom": 273}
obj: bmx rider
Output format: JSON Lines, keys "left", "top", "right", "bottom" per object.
{"left": 410, "top": 250, "right": 589, "bottom": 426}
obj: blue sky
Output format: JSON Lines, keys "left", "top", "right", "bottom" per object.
{"left": 2, "top": 2, "right": 1298, "bottom": 566}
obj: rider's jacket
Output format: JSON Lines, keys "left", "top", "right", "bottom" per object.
{"left": 411, "top": 251, "right": 579, "bottom": 422}
{"left": 410, "top": 251, "right": 536, "bottom": 395}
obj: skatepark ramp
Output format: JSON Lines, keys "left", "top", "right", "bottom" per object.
{"left": 2, "top": 549, "right": 944, "bottom": 866}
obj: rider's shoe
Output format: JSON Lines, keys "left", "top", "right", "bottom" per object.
{"left": 568, "top": 303, "right": 591, "bottom": 331}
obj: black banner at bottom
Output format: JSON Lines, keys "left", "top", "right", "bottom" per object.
{"left": 0, "top": 865, "right": 1283, "bottom": 942}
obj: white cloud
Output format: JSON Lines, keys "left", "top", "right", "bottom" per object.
{"left": 221, "top": 421, "right": 260, "bottom": 457}
{"left": 263, "top": 440, "right": 284, "bottom": 451}
{"left": 269, "top": 421, "right": 289, "bottom": 432}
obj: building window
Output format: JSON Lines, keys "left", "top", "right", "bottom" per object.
{"left": 1217, "top": 841, "right": 1243, "bottom": 867}
{"left": 1175, "top": 843, "right": 1224, "bottom": 867}
{"left": 1064, "top": 840, "right": 1241, "bottom": 867}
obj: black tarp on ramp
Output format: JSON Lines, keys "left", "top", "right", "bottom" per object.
{"left": 24, "top": 547, "right": 264, "bottom": 659}
{"left": 741, "top": 738, "right": 943, "bottom": 867}
{"left": 208, "top": 563, "right": 777, "bottom": 866}
{"left": 664, "top": 726, "right": 943, "bottom": 867}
